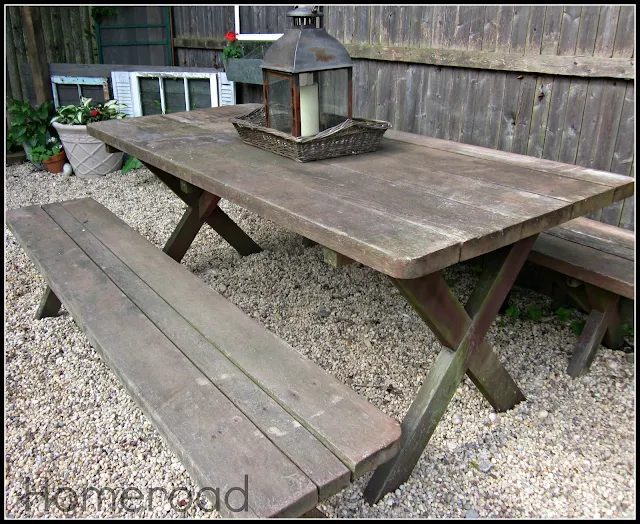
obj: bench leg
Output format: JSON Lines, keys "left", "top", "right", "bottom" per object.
{"left": 145, "top": 164, "right": 262, "bottom": 259}
{"left": 35, "top": 285, "right": 61, "bottom": 319}
{"left": 567, "top": 285, "right": 621, "bottom": 378}
{"left": 364, "top": 235, "right": 537, "bottom": 504}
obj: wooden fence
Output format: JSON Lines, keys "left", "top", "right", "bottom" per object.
{"left": 7, "top": 6, "right": 635, "bottom": 230}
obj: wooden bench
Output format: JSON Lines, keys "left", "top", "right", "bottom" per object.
{"left": 527, "top": 217, "right": 634, "bottom": 377}
{"left": 6, "top": 197, "right": 402, "bottom": 518}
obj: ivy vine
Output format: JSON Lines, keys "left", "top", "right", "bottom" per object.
{"left": 90, "top": 7, "right": 119, "bottom": 23}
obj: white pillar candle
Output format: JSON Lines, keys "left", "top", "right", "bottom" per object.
{"left": 299, "top": 83, "right": 320, "bottom": 137}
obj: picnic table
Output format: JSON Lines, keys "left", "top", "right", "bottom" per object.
{"left": 87, "top": 103, "right": 634, "bottom": 505}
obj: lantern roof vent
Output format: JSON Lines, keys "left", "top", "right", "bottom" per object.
{"left": 261, "top": 6, "right": 353, "bottom": 74}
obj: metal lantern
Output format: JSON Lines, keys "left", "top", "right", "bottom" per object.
{"left": 261, "top": 6, "right": 353, "bottom": 138}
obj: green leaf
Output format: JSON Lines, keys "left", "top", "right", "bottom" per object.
{"left": 37, "top": 105, "right": 49, "bottom": 119}
{"left": 570, "top": 320, "right": 586, "bottom": 336}
{"left": 555, "top": 306, "right": 572, "bottom": 323}
{"left": 471, "top": 263, "right": 483, "bottom": 274}
{"left": 526, "top": 306, "right": 543, "bottom": 322}
{"left": 121, "top": 156, "right": 143, "bottom": 174}
{"left": 10, "top": 113, "right": 26, "bottom": 126}
{"left": 505, "top": 305, "right": 520, "bottom": 320}
{"left": 621, "top": 323, "right": 634, "bottom": 338}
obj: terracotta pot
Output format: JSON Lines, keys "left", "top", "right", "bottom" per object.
{"left": 42, "top": 150, "right": 68, "bottom": 174}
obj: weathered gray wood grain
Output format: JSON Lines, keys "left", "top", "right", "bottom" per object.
{"left": 525, "top": 6, "right": 546, "bottom": 55}
{"left": 86, "top": 104, "right": 633, "bottom": 278}
{"left": 530, "top": 233, "right": 634, "bottom": 299}
{"left": 542, "top": 76, "right": 571, "bottom": 161}
{"left": 557, "top": 78, "right": 588, "bottom": 165}
{"left": 526, "top": 75, "right": 554, "bottom": 158}
{"left": 575, "top": 6, "right": 600, "bottom": 56}
{"left": 45, "top": 200, "right": 352, "bottom": 500}
{"left": 557, "top": 6, "right": 582, "bottom": 56}
{"left": 6, "top": 204, "right": 319, "bottom": 518}
{"left": 612, "top": 6, "right": 635, "bottom": 58}
{"left": 61, "top": 198, "right": 402, "bottom": 477}
{"left": 594, "top": 6, "right": 620, "bottom": 58}
{"left": 541, "top": 6, "right": 563, "bottom": 55}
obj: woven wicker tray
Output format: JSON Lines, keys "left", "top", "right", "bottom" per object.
{"left": 229, "top": 107, "right": 391, "bottom": 162}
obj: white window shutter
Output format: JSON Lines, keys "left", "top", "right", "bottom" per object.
{"left": 218, "top": 72, "right": 236, "bottom": 106}
{"left": 110, "top": 71, "right": 137, "bottom": 117}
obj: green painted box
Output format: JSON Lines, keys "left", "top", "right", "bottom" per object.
{"left": 223, "top": 58, "right": 264, "bottom": 85}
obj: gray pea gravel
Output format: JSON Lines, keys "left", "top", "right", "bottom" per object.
{"left": 5, "top": 163, "right": 636, "bottom": 518}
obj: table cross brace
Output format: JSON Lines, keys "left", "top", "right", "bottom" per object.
{"left": 144, "top": 164, "right": 262, "bottom": 262}
{"left": 364, "top": 234, "right": 538, "bottom": 503}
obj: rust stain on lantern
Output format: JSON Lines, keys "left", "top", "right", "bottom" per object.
{"left": 308, "top": 47, "right": 335, "bottom": 62}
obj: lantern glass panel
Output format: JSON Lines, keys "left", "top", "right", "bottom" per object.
{"left": 318, "top": 69, "right": 350, "bottom": 131}
{"left": 266, "top": 73, "right": 293, "bottom": 134}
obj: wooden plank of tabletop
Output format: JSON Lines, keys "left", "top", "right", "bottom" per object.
{"left": 385, "top": 128, "right": 634, "bottom": 201}
{"left": 87, "top": 104, "right": 634, "bottom": 278}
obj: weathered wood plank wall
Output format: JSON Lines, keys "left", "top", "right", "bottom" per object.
{"left": 6, "top": 7, "right": 99, "bottom": 103}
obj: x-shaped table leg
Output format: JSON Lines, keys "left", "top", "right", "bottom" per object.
{"left": 364, "top": 234, "right": 538, "bottom": 504}
{"left": 144, "top": 164, "right": 262, "bottom": 262}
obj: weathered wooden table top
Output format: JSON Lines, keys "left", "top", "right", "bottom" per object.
{"left": 88, "top": 103, "right": 634, "bottom": 279}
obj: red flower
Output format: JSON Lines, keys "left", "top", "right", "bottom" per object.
{"left": 91, "top": 109, "right": 99, "bottom": 117}
{"left": 225, "top": 31, "right": 237, "bottom": 42}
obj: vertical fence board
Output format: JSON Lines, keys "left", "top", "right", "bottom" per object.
{"left": 575, "top": 6, "right": 600, "bottom": 56}
{"left": 459, "top": 70, "right": 479, "bottom": 144}
{"left": 497, "top": 74, "right": 520, "bottom": 152}
{"left": 511, "top": 73, "right": 537, "bottom": 154}
{"left": 8, "top": 6, "right": 31, "bottom": 101}
{"left": 525, "top": 6, "right": 546, "bottom": 55}
{"left": 482, "top": 6, "right": 499, "bottom": 52}
{"left": 486, "top": 72, "right": 507, "bottom": 150}
{"left": 557, "top": 6, "right": 582, "bottom": 55}
{"left": 453, "top": 6, "right": 473, "bottom": 50}
{"left": 594, "top": 6, "right": 620, "bottom": 58}
{"left": 541, "top": 76, "right": 571, "bottom": 161}
{"left": 540, "top": 6, "right": 562, "bottom": 55}
{"left": 510, "top": 6, "right": 531, "bottom": 54}
{"left": 526, "top": 75, "right": 554, "bottom": 158}
{"left": 471, "top": 70, "right": 492, "bottom": 146}
{"left": 6, "top": 12, "right": 23, "bottom": 103}
{"left": 612, "top": 6, "right": 635, "bottom": 58}
{"left": 558, "top": 79, "right": 589, "bottom": 165}
{"left": 69, "top": 8, "right": 84, "bottom": 63}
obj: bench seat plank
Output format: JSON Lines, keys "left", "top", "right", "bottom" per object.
{"left": 42, "top": 201, "right": 351, "bottom": 501}
{"left": 545, "top": 217, "right": 634, "bottom": 261}
{"left": 530, "top": 233, "right": 634, "bottom": 300}
{"left": 58, "top": 198, "right": 402, "bottom": 478}
{"left": 6, "top": 204, "right": 322, "bottom": 518}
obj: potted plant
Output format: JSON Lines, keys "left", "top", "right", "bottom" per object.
{"left": 28, "top": 136, "right": 68, "bottom": 174}
{"left": 51, "top": 97, "right": 127, "bottom": 178}
{"left": 7, "top": 99, "right": 56, "bottom": 169}
{"left": 221, "top": 31, "right": 270, "bottom": 85}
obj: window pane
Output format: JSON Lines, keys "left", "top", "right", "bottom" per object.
{"left": 164, "top": 78, "right": 186, "bottom": 114}
{"left": 140, "top": 77, "right": 162, "bottom": 115}
{"left": 187, "top": 79, "right": 212, "bottom": 109}
{"left": 318, "top": 69, "right": 349, "bottom": 131}
{"left": 266, "top": 73, "right": 292, "bottom": 134}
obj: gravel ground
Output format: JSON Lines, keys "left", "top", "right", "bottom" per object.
{"left": 4, "top": 163, "right": 636, "bottom": 519}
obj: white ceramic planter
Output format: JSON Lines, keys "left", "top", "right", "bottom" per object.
{"left": 53, "top": 122, "right": 123, "bottom": 178}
